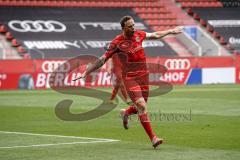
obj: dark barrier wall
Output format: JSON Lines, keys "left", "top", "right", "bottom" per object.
{"left": 0, "top": 6, "right": 176, "bottom": 58}
{"left": 193, "top": 8, "right": 240, "bottom": 52}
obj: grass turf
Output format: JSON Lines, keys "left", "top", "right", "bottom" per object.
{"left": 0, "top": 84, "right": 240, "bottom": 160}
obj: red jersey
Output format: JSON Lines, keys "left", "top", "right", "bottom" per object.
{"left": 103, "top": 30, "right": 147, "bottom": 78}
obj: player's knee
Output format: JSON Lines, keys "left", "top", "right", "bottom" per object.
{"left": 135, "top": 97, "right": 147, "bottom": 114}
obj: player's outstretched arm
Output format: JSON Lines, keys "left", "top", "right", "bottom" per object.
{"left": 73, "top": 56, "right": 108, "bottom": 81}
{"left": 147, "top": 26, "right": 184, "bottom": 40}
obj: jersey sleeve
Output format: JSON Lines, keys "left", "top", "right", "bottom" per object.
{"left": 103, "top": 41, "right": 118, "bottom": 59}
{"left": 146, "top": 32, "right": 153, "bottom": 39}
{"left": 138, "top": 30, "right": 147, "bottom": 41}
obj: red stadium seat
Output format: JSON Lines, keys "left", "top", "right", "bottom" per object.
{"left": 193, "top": 13, "right": 200, "bottom": 21}
{"left": 0, "top": 25, "right": 7, "bottom": 33}
{"left": 23, "top": 53, "right": 31, "bottom": 59}
{"left": 17, "top": 46, "right": 26, "bottom": 53}
{"left": 213, "top": 31, "right": 220, "bottom": 39}
{"left": 200, "top": 19, "right": 207, "bottom": 27}
{"left": 219, "top": 36, "right": 226, "bottom": 45}
{"left": 5, "top": 32, "right": 14, "bottom": 40}
{"left": 226, "top": 44, "right": 234, "bottom": 51}
{"left": 11, "top": 39, "right": 20, "bottom": 47}
{"left": 206, "top": 25, "right": 214, "bottom": 33}
{"left": 186, "top": 8, "right": 193, "bottom": 15}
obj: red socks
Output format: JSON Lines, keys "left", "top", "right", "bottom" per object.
{"left": 138, "top": 113, "right": 155, "bottom": 141}
{"left": 124, "top": 106, "right": 156, "bottom": 141}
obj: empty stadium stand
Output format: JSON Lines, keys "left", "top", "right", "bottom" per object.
{"left": 192, "top": 8, "right": 240, "bottom": 53}
{"left": 0, "top": 0, "right": 237, "bottom": 59}
{"left": 0, "top": 1, "right": 183, "bottom": 59}
{"left": 177, "top": 0, "right": 240, "bottom": 54}
{"left": 0, "top": 6, "right": 181, "bottom": 59}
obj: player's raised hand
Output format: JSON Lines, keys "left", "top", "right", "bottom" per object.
{"left": 171, "top": 26, "right": 184, "bottom": 34}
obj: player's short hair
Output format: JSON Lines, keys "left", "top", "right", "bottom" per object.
{"left": 120, "top": 16, "right": 133, "bottom": 29}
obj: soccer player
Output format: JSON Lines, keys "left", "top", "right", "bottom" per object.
{"left": 75, "top": 16, "right": 183, "bottom": 148}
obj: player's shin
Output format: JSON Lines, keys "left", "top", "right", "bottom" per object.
{"left": 138, "top": 112, "right": 155, "bottom": 141}
{"left": 136, "top": 98, "right": 155, "bottom": 141}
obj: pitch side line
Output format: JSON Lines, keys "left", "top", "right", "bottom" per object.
{"left": 0, "top": 130, "right": 119, "bottom": 142}
{"left": 0, "top": 140, "right": 119, "bottom": 149}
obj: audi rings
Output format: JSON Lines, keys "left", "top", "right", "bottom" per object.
{"left": 164, "top": 59, "right": 191, "bottom": 70}
{"left": 42, "top": 61, "right": 70, "bottom": 73}
{"left": 8, "top": 20, "right": 66, "bottom": 32}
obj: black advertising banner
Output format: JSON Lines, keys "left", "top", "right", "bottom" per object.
{"left": 193, "top": 8, "right": 240, "bottom": 51}
{"left": 0, "top": 7, "right": 176, "bottom": 58}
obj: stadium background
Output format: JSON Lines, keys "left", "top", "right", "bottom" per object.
{"left": 0, "top": 0, "right": 240, "bottom": 160}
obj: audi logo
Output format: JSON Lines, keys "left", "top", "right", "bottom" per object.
{"left": 42, "top": 61, "right": 70, "bottom": 73}
{"left": 8, "top": 20, "right": 66, "bottom": 32}
{"left": 164, "top": 59, "right": 191, "bottom": 70}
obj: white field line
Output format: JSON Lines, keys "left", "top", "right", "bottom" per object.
{"left": 0, "top": 141, "right": 117, "bottom": 149}
{"left": 0, "top": 130, "right": 119, "bottom": 141}
{"left": 0, "top": 130, "right": 120, "bottom": 149}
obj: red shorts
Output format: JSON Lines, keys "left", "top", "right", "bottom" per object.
{"left": 123, "top": 73, "right": 149, "bottom": 103}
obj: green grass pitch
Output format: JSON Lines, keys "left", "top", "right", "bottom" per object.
{"left": 0, "top": 84, "right": 240, "bottom": 160}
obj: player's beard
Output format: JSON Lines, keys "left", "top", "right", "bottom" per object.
{"left": 125, "top": 30, "right": 134, "bottom": 37}
{"left": 130, "top": 30, "right": 134, "bottom": 36}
